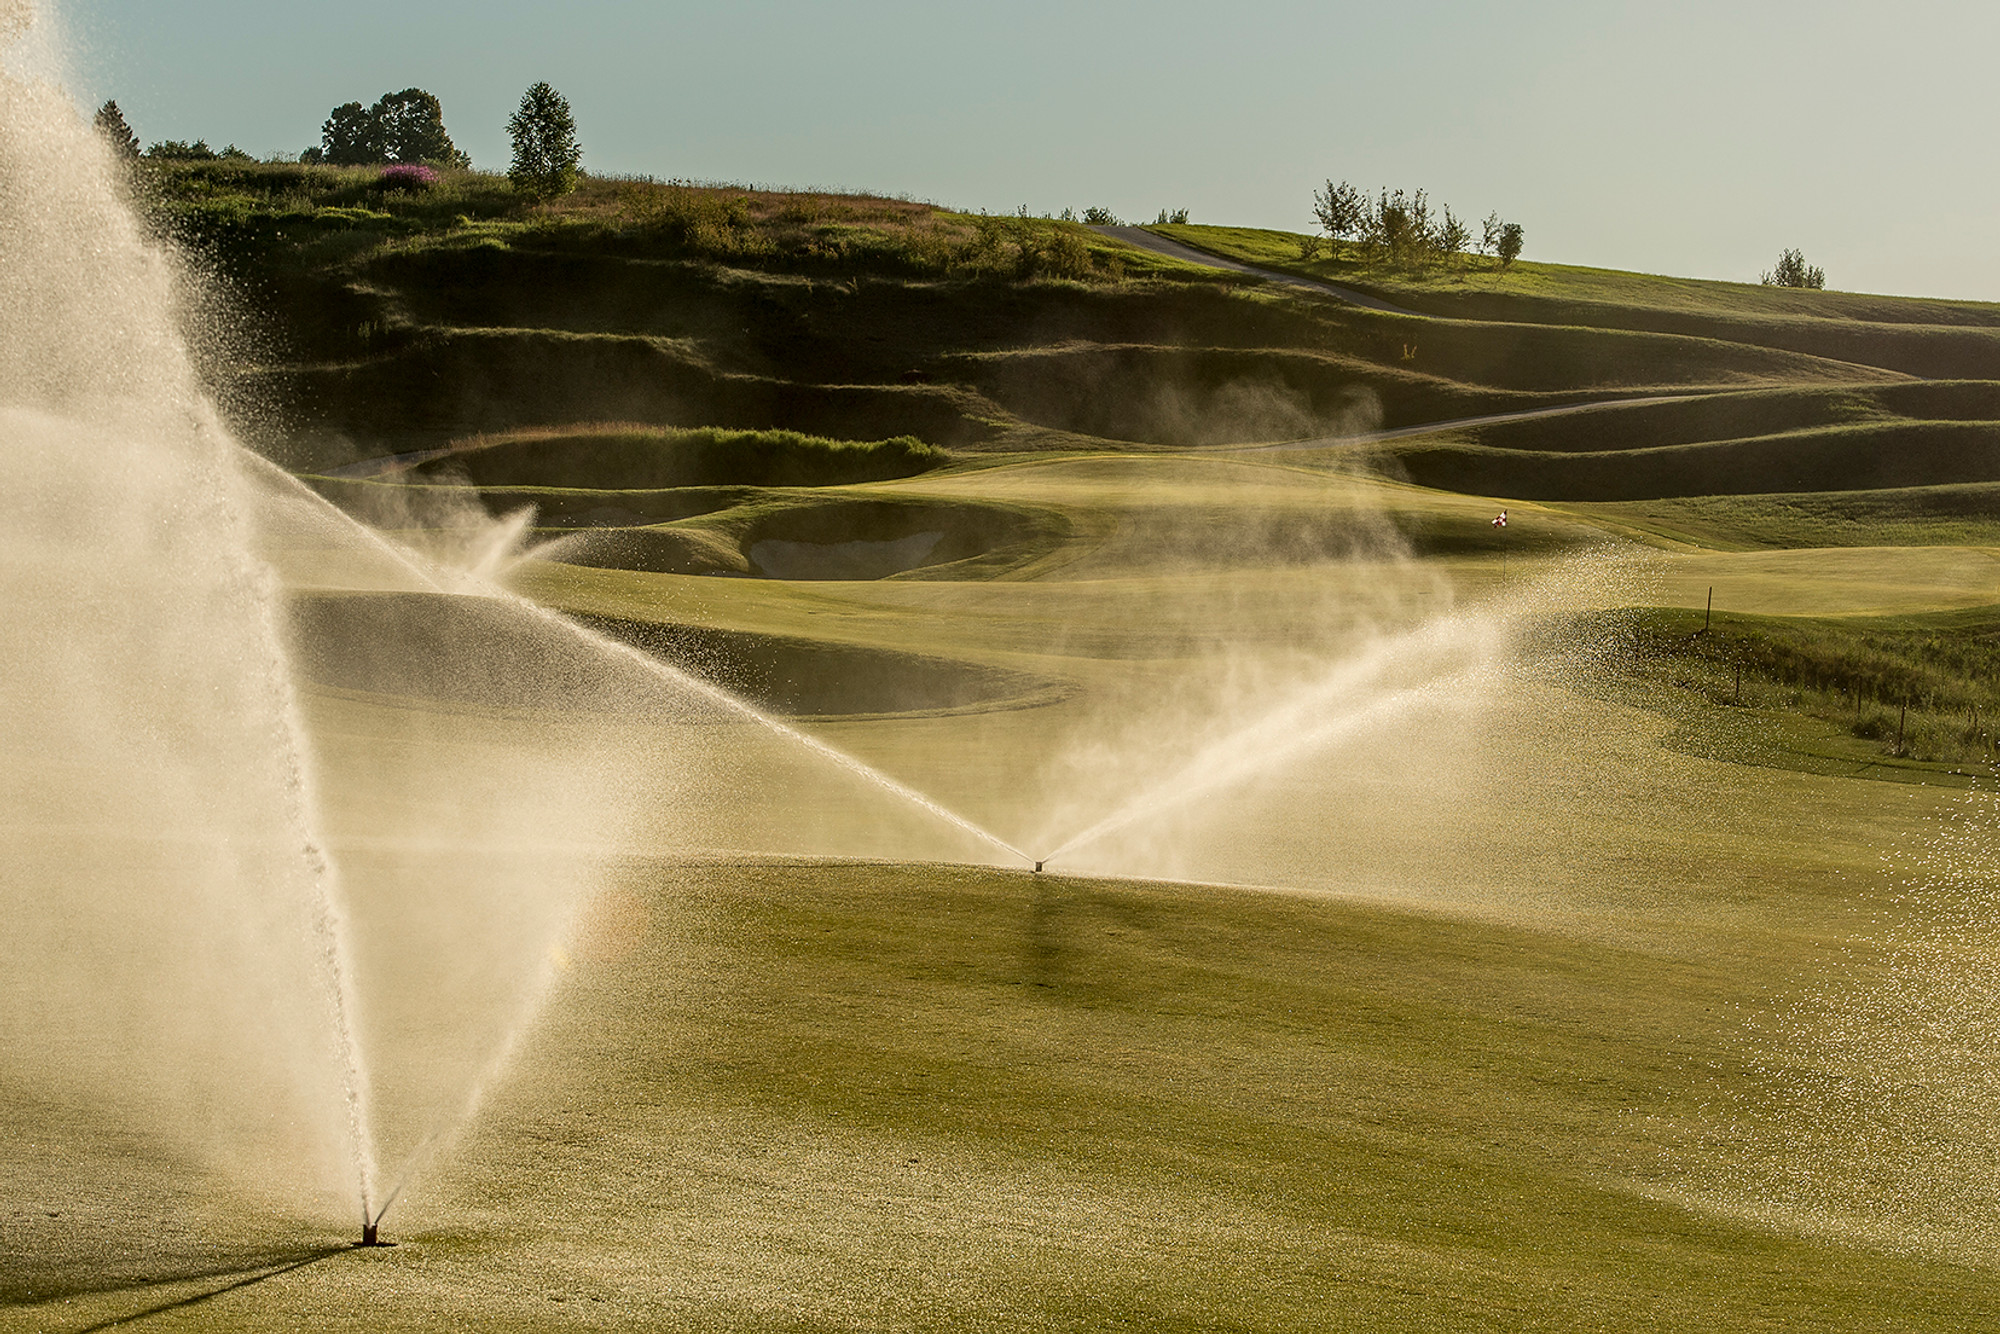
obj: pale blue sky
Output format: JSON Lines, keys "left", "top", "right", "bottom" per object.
{"left": 50, "top": 1, "right": 2000, "bottom": 300}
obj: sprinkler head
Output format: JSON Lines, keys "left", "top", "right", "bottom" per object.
{"left": 357, "top": 1222, "right": 394, "bottom": 1248}
{"left": 1034, "top": 861, "right": 1043, "bottom": 873}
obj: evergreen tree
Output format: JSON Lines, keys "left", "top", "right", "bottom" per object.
{"left": 507, "top": 82, "right": 581, "bottom": 200}
{"left": 93, "top": 100, "right": 138, "bottom": 158}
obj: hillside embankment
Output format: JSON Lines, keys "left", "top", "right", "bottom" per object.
{"left": 147, "top": 162, "right": 2000, "bottom": 500}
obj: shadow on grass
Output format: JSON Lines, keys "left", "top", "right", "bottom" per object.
{"left": 6, "top": 1246, "right": 348, "bottom": 1331}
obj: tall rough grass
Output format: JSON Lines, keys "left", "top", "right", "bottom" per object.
{"left": 1606, "top": 607, "right": 2000, "bottom": 764}
{"left": 604, "top": 179, "right": 1118, "bottom": 279}
{"left": 134, "top": 161, "right": 1129, "bottom": 283}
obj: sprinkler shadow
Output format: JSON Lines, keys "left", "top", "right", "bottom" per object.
{"left": 1024, "top": 871, "right": 1092, "bottom": 991}
{"left": 6, "top": 1247, "right": 346, "bottom": 1331}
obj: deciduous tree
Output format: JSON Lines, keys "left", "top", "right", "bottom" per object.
{"left": 320, "top": 101, "right": 380, "bottom": 165}
{"left": 375, "top": 88, "right": 466, "bottom": 166}
{"left": 317, "top": 90, "right": 467, "bottom": 167}
{"left": 507, "top": 81, "right": 581, "bottom": 201}
{"left": 1312, "top": 180, "right": 1367, "bottom": 239}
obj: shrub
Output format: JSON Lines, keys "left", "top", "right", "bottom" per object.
{"left": 1081, "top": 206, "right": 1119, "bottom": 225}
{"left": 1762, "top": 247, "right": 1825, "bottom": 289}
{"left": 145, "top": 139, "right": 218, "bottom": 161}
{"left": 1020, "top": 227, "right": 1093, "bottom": 281}
{"left": 1852, "top": 710, "right": 1894, "bottom": 741}
{"left": 1152, "top": 207, "right": 1189, "bottom": 224}
{"left": 1314, "top": 178, "right": 1518, "bottom": 272}
{"left": 378, "top": 163, "right": 440, "bottom": 193}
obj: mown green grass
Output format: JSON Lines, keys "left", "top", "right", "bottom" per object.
{"left": 1153, "top": 223, "right": 2000, "bottom": 328}
{"left": 28, "top": 442, "right": 2000, "bottom": 1328}
{"left": 1569, "top": 482, "right": 2000, "bottom": 550}
{"left": 22, "top": 857, "right": 2000, "bottom": 1331}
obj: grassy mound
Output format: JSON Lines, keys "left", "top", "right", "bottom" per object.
{"left": 1390, "top": 419, "right": 2000, "bottom": 500}
{"left": 961, "top": 329, "right": 1889, "bottom": 450}
{"left": 1572, "top": 481, "right": 2000, "bottom": 549}
{"left": 288, "top": 591, "right": 1060, "bottom": 717}
{"left": 958, "top": 345, "right": 1556, "bottom": 446}
{"left": 574, "top": 615, "right": 1065, "bottom": 717}
{"left": 552, "top": 492, "right": 1072, "bottom": 580}
{"left": 1153, "top": 223, "right": 2000, "bottom": 378}
{"left": 413, "top": 425, "right": 949, "bottom": 490}
{"left": 276, "top": 329, "right": 994, "bottom": 455}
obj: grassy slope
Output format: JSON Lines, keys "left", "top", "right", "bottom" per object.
{"left": 1155, "top": 223, "right": 2000, "bottom": 377}
{"left": 1569, "top": 483, "right": 2000, "bottom": 550}
{"left": 504, "top": 455, "right": 2000, "bottom": 787}
{"left": 152, "top": 163, "right": 1997, "bottom": 500}
{"left": 1128, "top": 225, "right": 2000, "bottom": 498}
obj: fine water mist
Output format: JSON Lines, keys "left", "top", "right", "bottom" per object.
{"left": 1039, "top": 608, "right": 1505, "bottom": 870}
{"left": 0, "top": 34, "right": 374, "bottom": 1224}
{"left": 0, "top": 6, "right": 1029, "bottom": 1246}
{"left": 0, "top": 0, "right": 1694, "bottom": 1267}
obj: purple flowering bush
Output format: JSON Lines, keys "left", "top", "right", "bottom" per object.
{"left": 377, "top": 163, "right": 440, "bottom": 193}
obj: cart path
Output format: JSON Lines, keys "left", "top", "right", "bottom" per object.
{"left": 1090, "top": 225, "right": 1417, "bottom": 314}
{"left": 1230, "top": 394, "right": 1701, "bottom": 454}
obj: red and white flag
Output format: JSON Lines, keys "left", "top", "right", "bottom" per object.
{"left": 1491, "top": 510, "right": 1508, "bottom": 528}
